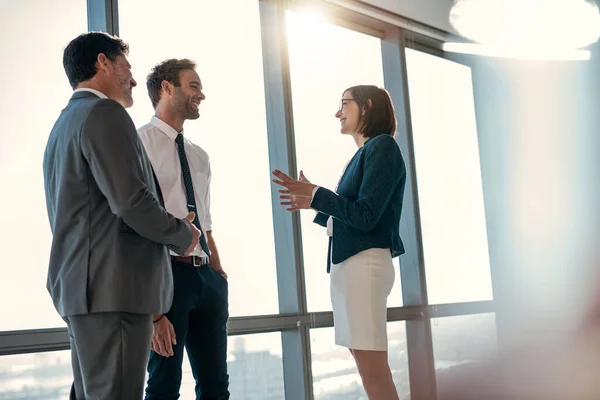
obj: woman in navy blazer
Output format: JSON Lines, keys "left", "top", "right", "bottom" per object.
{"left": 273, "top": 85, "right": 406, "bottom": 399}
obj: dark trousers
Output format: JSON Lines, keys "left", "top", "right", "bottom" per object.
{"left": 145, "top": 261, "right": 230, "bottom": 400}
{"left": 66, "top": 312, "right": 153, "bottom": 400}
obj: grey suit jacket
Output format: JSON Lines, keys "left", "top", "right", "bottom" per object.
{"left": 43, "top": 91, "right": 192, "bottom": 317}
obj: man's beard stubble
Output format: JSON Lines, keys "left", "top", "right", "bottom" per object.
{"left": 177, "top": 95, "right": 199, "bottom": 120}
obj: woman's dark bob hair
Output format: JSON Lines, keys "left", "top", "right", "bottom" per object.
{"left": 344, "top": 85, "right": 397, "bottom": 138}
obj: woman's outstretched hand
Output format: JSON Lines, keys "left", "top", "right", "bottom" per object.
{"left": 272, "top": 169, "right": 316, "bottom": 212}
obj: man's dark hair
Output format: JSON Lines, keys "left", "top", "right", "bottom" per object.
{"left": 344, "top": 85, "right": 397, "bottom": 138}
{"left": 146, "top": 59, "right": 197, "bottom": 109}
{"left": 63, "top": 32, "right": 129, "bottom": 89}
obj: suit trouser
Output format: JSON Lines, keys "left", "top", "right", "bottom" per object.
{"left": 65, "top": 312, "right": 153, "bottom": 400}
{"left": 145, "top": 261, "right": 230, "bottom": 400}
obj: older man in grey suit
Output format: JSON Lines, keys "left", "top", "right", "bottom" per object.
{"left": 43, "top": 32, "right": 200, "bottom": 399}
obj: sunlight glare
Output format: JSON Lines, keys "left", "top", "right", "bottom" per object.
{"left": 286, "top": 9, "right": 329, "bottom": 48}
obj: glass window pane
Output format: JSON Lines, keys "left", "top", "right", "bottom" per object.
{"left": 287, "top": 11, "right": 403, "bottom": 312}
{"left": 405, "top": 49, "right": 493, "bottom": 304}
{"left": 119, "top": 0, "right": 278, "bottom": 316}
{"left": 0, "top": 350, "right": 72, "bottom": 399}
{"left": 0, "top": 333, "right": 284, "bottom": 399}
{"left": 310, "top": 322, "right": 409, "bottom": 399}
{"left": 432, "top": 313, "right": 497, "bottom": 380}
{"left": 180, "top": 332, "right": 284, "bottom": 399}
{"left": 0, "top": 0, "right": 87, "bottom": 331}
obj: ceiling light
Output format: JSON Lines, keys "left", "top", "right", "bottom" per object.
{"left": 449, "top": 0, "right": 600, "bottom": 50}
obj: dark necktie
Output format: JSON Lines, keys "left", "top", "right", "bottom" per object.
{"left": 175, "top": 133, "right": 211, "bottom": 257}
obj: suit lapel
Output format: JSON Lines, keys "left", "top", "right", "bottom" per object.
{"left": 336, "top": 147, "right": 362, "bottom": 192}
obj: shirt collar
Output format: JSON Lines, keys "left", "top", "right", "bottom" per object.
{"left": 73, "top": 88, "right": 108, "bottom": 99}
{"left": 150, "top": 116, "right": 183, "bottom": 141}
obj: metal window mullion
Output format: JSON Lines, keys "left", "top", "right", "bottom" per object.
{"left": 381, "top": 27, "right": 437, "bottom": 400}
{"left": 87, "top": 0, "right": 119, "bottom": 35}
{"left": 0, "top": 301, "right": 494, "bottom": 356}
{"left": 259, "top": 1, "right": 313, "bottom": 399}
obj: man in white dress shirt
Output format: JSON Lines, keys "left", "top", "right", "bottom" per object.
{"left": 138, "top": 59, "right": 230, "bottom": 400}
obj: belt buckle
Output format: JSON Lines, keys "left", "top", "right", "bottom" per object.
{"left": 192, "top": 256, "right": 202, "bottom": 267}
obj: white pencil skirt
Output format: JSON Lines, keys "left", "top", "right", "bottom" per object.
{"left": 329, "top": 247, "right": 395, "bottom": 351}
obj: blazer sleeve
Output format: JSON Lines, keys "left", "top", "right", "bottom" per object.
{"left": 313, "top": 211, "right": 329, "bottom": 227}
{"left": 80, "top": 99, "right": 192, "bottom": 253}
{"left": 310, "top": 135, "right": 405, "bottom": 233}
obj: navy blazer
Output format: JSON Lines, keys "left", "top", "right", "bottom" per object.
{"left": 311, "top": 134, "right": 406, "bottom": 272}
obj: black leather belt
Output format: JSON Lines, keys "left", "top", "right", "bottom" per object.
{"left": 171, "top": 255, "right": 209, "bottom": 267}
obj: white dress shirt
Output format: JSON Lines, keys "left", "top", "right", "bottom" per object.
{"left": 311, "top": 159, "right": 352, "bottom": 237}
{"left": 138, "top": 116, "right": 212, "bottom": 257}
{"left": 73, "top": 88, "right": 108, "bottom": 99}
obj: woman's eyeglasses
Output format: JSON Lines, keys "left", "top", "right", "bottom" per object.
{"left": 338, "top": 98, "right": 356, "bottom": 112}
